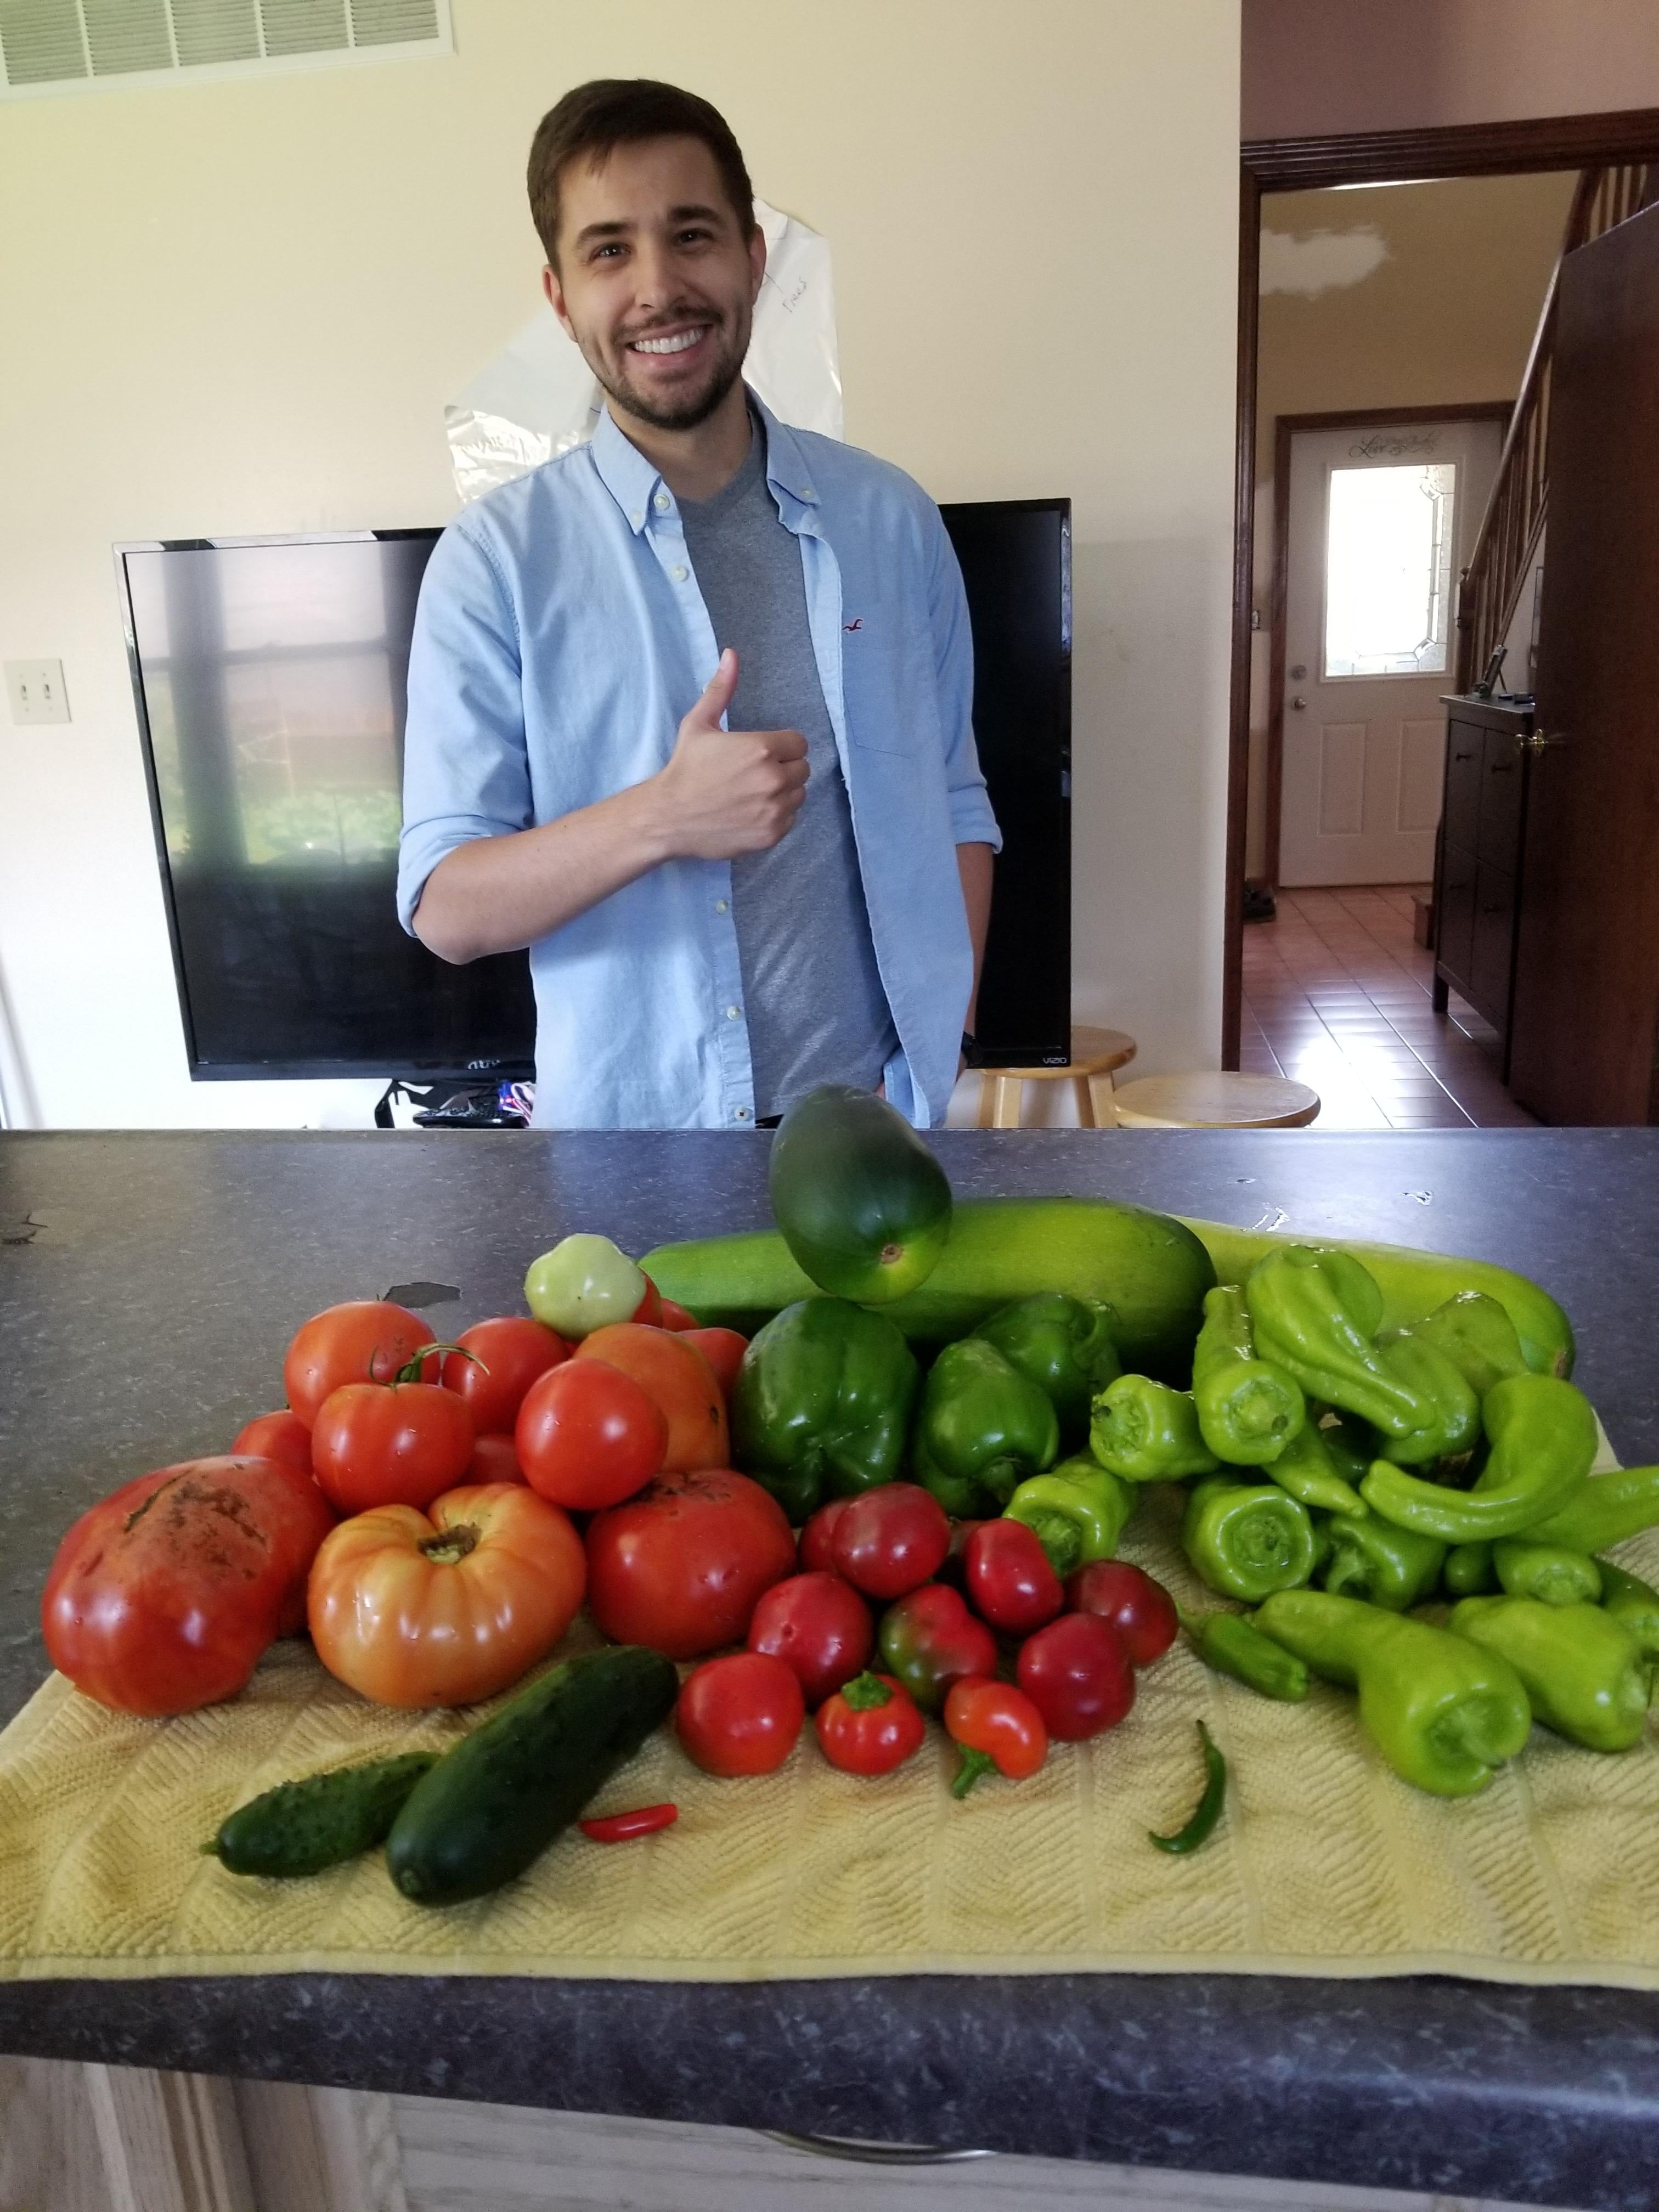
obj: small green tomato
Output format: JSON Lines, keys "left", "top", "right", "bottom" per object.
{"left": 524, "top": 1234, "right": 648, "bottom": 1339}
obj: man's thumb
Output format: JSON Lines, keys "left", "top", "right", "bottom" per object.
{"left": 690, "top": 647, "right": 738, "bottom": 729}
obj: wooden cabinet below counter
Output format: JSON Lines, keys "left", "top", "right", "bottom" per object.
{"left": 1432, "top": 695, "right": 1533, "bottom": 1079}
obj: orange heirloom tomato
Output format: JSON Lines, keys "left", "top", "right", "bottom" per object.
{"left": 573, "top": 1322, "right": 729, "bottom": 1472}
{"left": 308, "top": 1483, "right": 585, "bottom": 1709}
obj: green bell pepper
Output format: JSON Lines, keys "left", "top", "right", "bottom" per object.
{"left": 1182, "top": 1477, "right": 1317, "bottom": 1603}
{"left": 1596, "top": 1559, "right": 1659, "bottom": 1684}
{"left": 1527, "top": 1466, "right": 1659, "bottom": 1554}
{"left": 1322, "top": 1511, "right": 1446, "bottom": 1612}
{"left": 1443, "top": 1540, "right": 1497, "bottom": 1597}
{"left": 1004, "top": 1453, "right": 1135, "bottom": 1578}
{"left": 1492, "top": 1539, "right": 1601, "bottom": 1607}
{"left": 972, "top": 1292, "right": 1121, "bottom": 1447}
{"left": 730, "top": 1296, "right": 919, "bottom": 1523}
{"left": 1360, "top": 1372, "right": 1598, "bottom": 1544}
{"left": 911, "top": 1336, "right": 1060, "bottom": 1519}
{"left": 1412, "top": 1290, "right": 1531, "bottom": 1400}
{"left": 1245, "top": 1247, "right": 1479, "bottom": 1465}
{"left": 1091, "top": 1375, "right": 1220, "bottom": 1483}
{"left": 1255, "top": 1588, "right": 1532, "bottom": 1797}
{"left": 1183, "top": 1608, "right": 1309, "bottom": 1701}
{"left": 1191, "top": 1285, "right": 1307, "bottom": 1466}
{"left": 1449, "top": 1595, "right": 1649, "bottom": 1752}
{"left": 1268, "top": 1420, "right": 1365, "bottom": 1516}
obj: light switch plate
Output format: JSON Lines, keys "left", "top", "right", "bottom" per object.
{"left": 5, "top": 661, "right": 71, "bottom": 725}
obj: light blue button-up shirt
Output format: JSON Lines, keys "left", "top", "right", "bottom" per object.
{"left": 397, "top": 394, "right": 1001, "bottom": 1130}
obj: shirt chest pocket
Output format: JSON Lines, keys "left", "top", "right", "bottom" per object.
{"left": 840, "top": 627, "right": 937, "bottom": 758}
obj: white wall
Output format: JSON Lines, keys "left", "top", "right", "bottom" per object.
{"left": 0, "top": 0, "right": 1241, "bottom": 1129}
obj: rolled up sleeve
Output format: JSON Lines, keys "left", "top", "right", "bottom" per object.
{"left": 927, "top": 510, "right": 1002, "bottom": 854}
{"left": 396, "top": 519, "right": 534, "bottom": 934}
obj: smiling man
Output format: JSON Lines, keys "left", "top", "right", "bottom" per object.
{"left": 398, "top": 79, "right": 998, "bottom": 1129}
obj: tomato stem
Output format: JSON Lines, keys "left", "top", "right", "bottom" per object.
{"left": 385, "top": 1342, "right": 487, "bottom": 1387}
{"left": 419, "top": 1523, "right": 479, "bottom": 1565}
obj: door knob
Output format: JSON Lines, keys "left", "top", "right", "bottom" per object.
{"left": 1291, "top": 695, "right": 1308, "bottom": 711}
{"left": 1521, "top": 730, "right": 1568, "bottom": 757}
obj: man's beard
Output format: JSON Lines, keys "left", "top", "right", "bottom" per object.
{"left": 588, "top": 314, "right": 749, "bottom": 432}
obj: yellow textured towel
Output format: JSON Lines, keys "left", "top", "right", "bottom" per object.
{"left": 4, "top": 1446, "right": 1659, "bottom": 1988}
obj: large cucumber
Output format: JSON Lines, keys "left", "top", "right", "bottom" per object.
{"left": 645, "top": 1198, "right": 1217, "bottom": 1384}
{"left": 386, "top": 1646, "right": 678, "bottom": 1908}
{"left": 1179, "top": 1218, "right": 1574, "bottom": 1380}
{"left": 768, "top": 1086, "right": 952, "bottom": 1304}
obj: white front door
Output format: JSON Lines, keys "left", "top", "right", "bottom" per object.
{"left": 1279, "top": 416, "right": 1503, "bottom": 887}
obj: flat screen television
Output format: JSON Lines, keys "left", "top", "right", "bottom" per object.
{"left": 119, "top": 498, "right": 1070, "bottom": 1084}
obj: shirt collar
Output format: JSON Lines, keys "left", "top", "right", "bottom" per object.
{"left": 590, "top": 386, "right": 821, "bottom": 535}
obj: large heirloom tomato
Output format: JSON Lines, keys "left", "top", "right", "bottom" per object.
{"left": 585, "top": 1468, "right": 796, "bottom": 1661}
{"left": 283, "top": 1300, "right": 435, "bottom": 1427}
{"left": 42, "top": 1455, "right": 335, "bottom": 1716}
{"left": 573, "top": 1324, "right": 729, "bottom": 1472}
{"left": 308, "top": 1483, "right": 585, "bottom": 1709}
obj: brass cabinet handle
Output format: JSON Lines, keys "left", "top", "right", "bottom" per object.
{"left": 1519, "top": 729, "right": 1568, "bottom": 757}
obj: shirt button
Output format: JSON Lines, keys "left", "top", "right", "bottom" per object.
{"left": 630, "top": 511, "right": 644, "bottom": 529}
{"left": 725, "top": 1005, "right": 741, "bottom": 1021}
{"left": 734, "top": 1107, "right": 752, "bottom": 1121}
{"left": 671, "top": 564, "right": 688, "bottom": 583}
{"left": 715, "top": 898, "right": 729, "bottom": 915}
{"left": 654, "top": 492, "right": 670, "bottom": 513}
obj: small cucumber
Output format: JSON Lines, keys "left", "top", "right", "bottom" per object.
{"left": 386, "top": 1646, "right": 679, "bottom": 1908}
{"left": 208, "top": 1752, "right": 437, "bottom": 1878}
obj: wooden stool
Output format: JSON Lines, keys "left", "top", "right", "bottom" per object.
{"left": 976, "top": 1025, "right": 1138, "bottom": 1129}
{"left": 1108, "top": 1072, "right": 1321, "bottom": 1128}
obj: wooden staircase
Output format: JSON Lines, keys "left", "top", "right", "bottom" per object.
{"left": 1454, "top": 162, "right": 1659, "bottom": 692}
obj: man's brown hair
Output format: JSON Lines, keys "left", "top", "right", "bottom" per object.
{"left": 527, "top": 79, "right": 757, "bottom": 269}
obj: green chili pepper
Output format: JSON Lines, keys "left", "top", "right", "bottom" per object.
{"left": 1003, "top": 1454, "right": 1135, "bottom": 1578}
{"left": 1183, "top": 1609, "right": 1308, "bottom": 1701}
{"left": 730, "top": 1296, "right": 920, "bottom": 1522}
{"left": 1443, "top": 1540, "right": 1497, "bottom": 1597}
{"left": 1091, "top": 1375, "right": 1220, "bottom": 1483}
{"left": 911, "top": 1336, "right": 1060, "bottom": 1519}
{"left": 972, "top": 1293, "right": 1121, "bottom": 1447}
{"left": 1412, "top": 1291, "right": 1531, "bottom": 1400}
{"left": 1318, "top": 1413, "right": 1381, "bottom": 1488}
{"left": 1449, "top": 1595, "right": 1649, "bottom": 1753}
{"left": 1528, "top": 1466, "right": 1659, "bottom": 1554}
{"left": 1190, "top": 1285, "right": 1307, "bottom": 1467}
{"left": 1182, "top": 1478, "right": 1317, "bottom": 1603}
{"left": 1596, "top": 1559, "right": 1659, "bottom": 1684}
{"left": 1245, "top": 1248, "right": 1479, "bottom": 1465}
{"left": 1255, "top": 1588, "right": 1532, "bottom": 1797}
{"left": 1492, "top": 1539, "right": 1601, "bottom": 1607}
{"left": 1268, "top": 1420, "right": 1365, "bottom": 1516}
{"left": 1322, "top": 1511, "right": 1446, "bottom": 1612}
{"left": 1149, "top": 1721, "right": 1227, "bottom": 1854}
{"left": 1360, "top": 1373, "right": 1598, "bottom": 1544}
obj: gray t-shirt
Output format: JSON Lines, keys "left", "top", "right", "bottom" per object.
{"left": 679, "top": 424, "right": 898, "bottom": 1119}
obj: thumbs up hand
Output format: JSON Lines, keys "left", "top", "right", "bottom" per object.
{"left": 654, "top": 648, "right": 811, "bottom": 859}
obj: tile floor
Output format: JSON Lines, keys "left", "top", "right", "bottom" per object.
{"left": 1239, "top": 885, "right": 1538, "bottom": 1131}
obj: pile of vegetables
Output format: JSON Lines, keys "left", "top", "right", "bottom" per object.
{"left": 36, "top": 1084, "right": 1659, "bottom": 1909}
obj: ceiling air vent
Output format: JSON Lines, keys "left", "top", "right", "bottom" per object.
{"left": 0, "top": 0, "right": 450, "bottom": 96}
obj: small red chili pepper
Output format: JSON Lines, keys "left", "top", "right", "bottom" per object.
{"left": 944, "top": 1674, "right": 1049, "bottom": 1798}
{"left": 578, "top": 1802, "right": 679, "bottom": 1843}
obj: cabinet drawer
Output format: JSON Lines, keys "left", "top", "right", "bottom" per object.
{"left": 1438, "top": 840, "right": 1476, "bottom": 986}
{"left": 1477, "top": 725, "right": 1526, "bottom": 867}
{"left": 1443, "top": 719, "right": 1484, "bottom": 855}
{"left": 1471, "top": 858, "right": 1517, "bottom": 1019}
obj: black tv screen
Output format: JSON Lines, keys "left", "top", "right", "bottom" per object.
{"left": 120, "top": 500, "right": 1070, "bottom": 1084}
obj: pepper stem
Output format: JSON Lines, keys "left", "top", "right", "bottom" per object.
{"left": 1026, "top": 1511, "right": 1082, "bottom": 1579}
{"left": 951, "top": 1748, "right": 998, "bottom": 1800}
{"left": 840, "top": 1672, "right": 894, "bottom": 1712}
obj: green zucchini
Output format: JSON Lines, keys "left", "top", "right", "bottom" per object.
{"left": 386, "top": 1646, "right": 678, "bottom": 1908}
{"left": 768, "top": 1085, "right": 952, "bottom": 1304}
{"left": 1179, "top": 1218, "right": 1575, "bottom": 1381}
{"left": 207, "top": 1752, "right": 437, "bottom": 1878}
{"left": 645, "top": 1197, "right": 1217, "bottom": 1384}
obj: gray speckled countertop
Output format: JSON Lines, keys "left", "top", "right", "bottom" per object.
{"left": 3, "top": 1126, "right": 1659, "bottom": 2208}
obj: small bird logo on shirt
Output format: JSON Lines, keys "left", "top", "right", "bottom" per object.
{"left": 843, "top": 617, "right": 864, "bottom": 632}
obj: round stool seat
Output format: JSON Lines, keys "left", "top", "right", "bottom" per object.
{"left": 976, "top": 1025, "right": 1138, "bottom": 1130}
{"left": 1109, "top": 1072, "right": 1321, "bottom": 1130}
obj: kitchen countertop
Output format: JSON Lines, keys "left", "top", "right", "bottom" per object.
{"left": 3, "top": 1125, "right": 1658, "bottom": 2209}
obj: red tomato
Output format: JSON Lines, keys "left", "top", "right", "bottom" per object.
{"left": 574, "top": 1323, "right": 729, "bottom": 1472}
{"left": 658, "top": 1297, "right": 699, "bottom": 1331}
{"left": 441, "top": 1316, "right": 568, "bottom": 1435}
{"left": 676, "top": 1652, "right": 805, "bottom": 1776}
{"left": 1065, "top": 1560, "right": 1179, "bottom": 1666}
{"left": 467, "top": 1431, "right": 526, "bottom": 1485}
{"left": 814, "top": 1672, "right": 927, "bottom": 1776}
{"left": 799, "top": 1496, "right": 851, "bottom": 1575}
{"left": 515, "top": 1359, "right": 667, "bottom": 1510}
{"left": 232, "top": 1409, "right": 313, "bottom": 1474}
{"left": 632, "top": 1274, "right": 664, "bottom": 1327}
{"left": 681, "top": 1327, "right": 748, "bottom": 1402}
{"left": 585, "top": 1468, "right": 796, "bottom": 1661}
{"left": 311, "top": 1373, "right": 475, "bottom": 1515}
{"left": 308, "top": 1482, "right": 585, "bottom": 1708}
{"left": 965, "top": 1520, "right": 1064, "bottom": 1636}
{"left": 831, "top": 1484, "right": 950, "bottom": 1602}
{"left": 1015, "top": 1612, "right": 1136, "bottom": 1741}
{"left": 284, "top": 1300, "right": 435, "bottom": 1427}
{"left": 42, "top": 1457, "right": 334, "bottom": 1716}
{"left": 747, "top": 1571, "right": 873, "bottom": 1707}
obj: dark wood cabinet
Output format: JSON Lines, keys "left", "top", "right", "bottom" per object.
{"left": 1432, "top": 695, "right": 1533, "bottom": 1075}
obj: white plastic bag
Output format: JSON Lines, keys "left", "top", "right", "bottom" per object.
{"left": 445, "top": 198, "right": 842, "bottom": 502}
